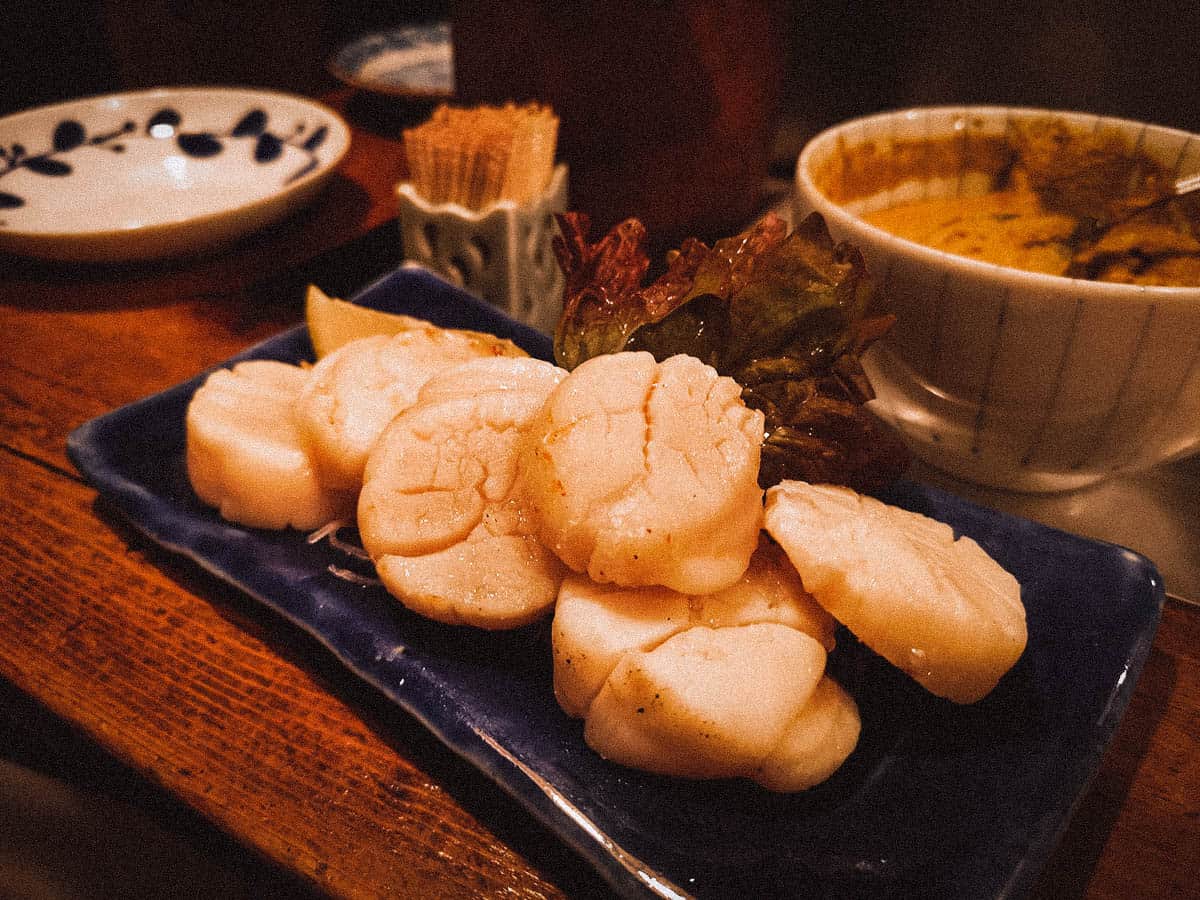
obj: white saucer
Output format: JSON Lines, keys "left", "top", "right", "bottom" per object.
{"left": 0, "top": 87, "right": 351, "bottom": 263}
{"left": 327, "top": 23, "right": 454, "bottom": 99}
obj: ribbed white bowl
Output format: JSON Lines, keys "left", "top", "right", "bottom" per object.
{"left": 796, "top": 106, "right": 1200, "bottom": 492}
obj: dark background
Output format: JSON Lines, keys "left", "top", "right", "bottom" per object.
{"left": 6, "top": 1, "right": 1199, "bottom": 133}
{"left": 781, "top": 0, "right": 1200, "bottom": 136}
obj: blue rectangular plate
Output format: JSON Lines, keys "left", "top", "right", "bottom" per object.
{"left": 67, "top": 267, "right": 1165, "bottom": 899}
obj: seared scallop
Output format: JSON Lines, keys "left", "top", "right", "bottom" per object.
{"left": 583, "top": 623, "right": 832, "bottom": 781}
{"left": 520, "top": 351, "right": 765, "bottom": 594}
{"left": 552, "top": 538, "right": 835, "bottom": 718}
{"left": 765, "top": 480, "right": 1026, "bottom": 704}
{"left": 295, "top": 326, "right": 525, "bottom": 492}
{"left": 358, "top": 357, "right": 567, "bottom": 629}
{"left": 186, "top": 360, "right": 355, "bottom": 530}
{"left": 553, "top": 540, "right": 856, "bottom": 790}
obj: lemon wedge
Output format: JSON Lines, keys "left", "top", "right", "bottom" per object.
{"left": 305, "top": 284, "right": 431, "bottom": 358}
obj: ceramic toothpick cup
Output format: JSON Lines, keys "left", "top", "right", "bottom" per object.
{"left": 397, "top": 163, "right": 568, "bottom": 335}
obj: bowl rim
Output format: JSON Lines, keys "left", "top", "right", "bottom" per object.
{"left": 795, "top": 104, "right": 1200, "bottom": 300}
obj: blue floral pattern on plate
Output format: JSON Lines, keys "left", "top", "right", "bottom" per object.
{"left": 0, "top": 106, "right": 330, "bottom": 211}
{"left": 66, "top": 268, "right": 1164, "bottom": 898}
{"left": 0, "top": 88, "right": 350, "bottom": 262}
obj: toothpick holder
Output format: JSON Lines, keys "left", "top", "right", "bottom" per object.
{"left": 396, "top": 164, "right": 568, "bottom": 335}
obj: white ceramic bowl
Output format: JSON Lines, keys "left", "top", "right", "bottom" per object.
{"left": 0, "top": 87, "right": 350, "bottom": 262}
{"left": 796, "top": 106, "right": 1200, "bottom": 493}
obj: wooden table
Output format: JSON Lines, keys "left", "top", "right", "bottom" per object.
{"left": 1, "top": 89, "right": 1198, "bottom": 899}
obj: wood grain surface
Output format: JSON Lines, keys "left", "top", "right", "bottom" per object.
{"left": 1, "top": 89, "right": 1197, "bottom": 899}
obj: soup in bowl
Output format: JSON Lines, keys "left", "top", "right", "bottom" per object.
{"left": 796, "top": 106, "right": 1200, "bottom": 492}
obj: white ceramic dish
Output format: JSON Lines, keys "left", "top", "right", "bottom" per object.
{"left": 327, "top": 23, "right": 454, "bottom": 99}
{"left": 796, "top": 106, "right": 1200, "bottom": 493}
{"left": 0, "top": 87, "right": 351, "bottom": 262}
{"left": 396, "top": 163, "right": 568, "bottom": 335}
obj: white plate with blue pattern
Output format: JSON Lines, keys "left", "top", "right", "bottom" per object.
{"left": 0, "top": 87, "right": 350, "bottom": 263}
{"left": 327, "top": 23, "right": 454, "bottom": 100}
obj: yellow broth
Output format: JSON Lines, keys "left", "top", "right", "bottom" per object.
{"left": 821, "top": 119, "right": 1200, "bottom": 286}
{"left": 865, "top": 187, "right": 1077, "bottom": 276}
{"left": 864, "top": 186, "right": 1200, "bottom": 285}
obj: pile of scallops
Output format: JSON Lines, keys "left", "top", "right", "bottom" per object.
{"left": 186, "top": 311, "right": 1027, "bottom": 792}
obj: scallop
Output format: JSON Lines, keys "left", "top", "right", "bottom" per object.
{"left": 764, "top": 480, "right": 1027, "bottom": 703}
{"left": 552, "top": 538, "right": 836, "bottom": 718}
{"left": 186, "top": 360, "right": 355, "bottom": 530}
{"left": 553, "top": 540, "right": 856, "bottom": 790}
{"left": 520, "top": 351, "right": 765, "bottom": 595}
{"left": 295, "top": 326, "right": 525, "bottom": 492}
{"left": 358, "top": 357, "right": 567, "bottom": 629}
{"left": 583, "top": 623, "right": 832, "bottom": 781}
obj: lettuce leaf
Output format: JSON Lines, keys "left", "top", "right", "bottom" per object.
{"left": 551, "top": 211, "right": 910, "bottom": 491}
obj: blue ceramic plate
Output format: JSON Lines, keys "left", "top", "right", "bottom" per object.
{"left": 327, "top": 23, "right": 454, "bottom": 99}
{"left": 67, "top": 268, "right": 1164, "bottom": 899}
